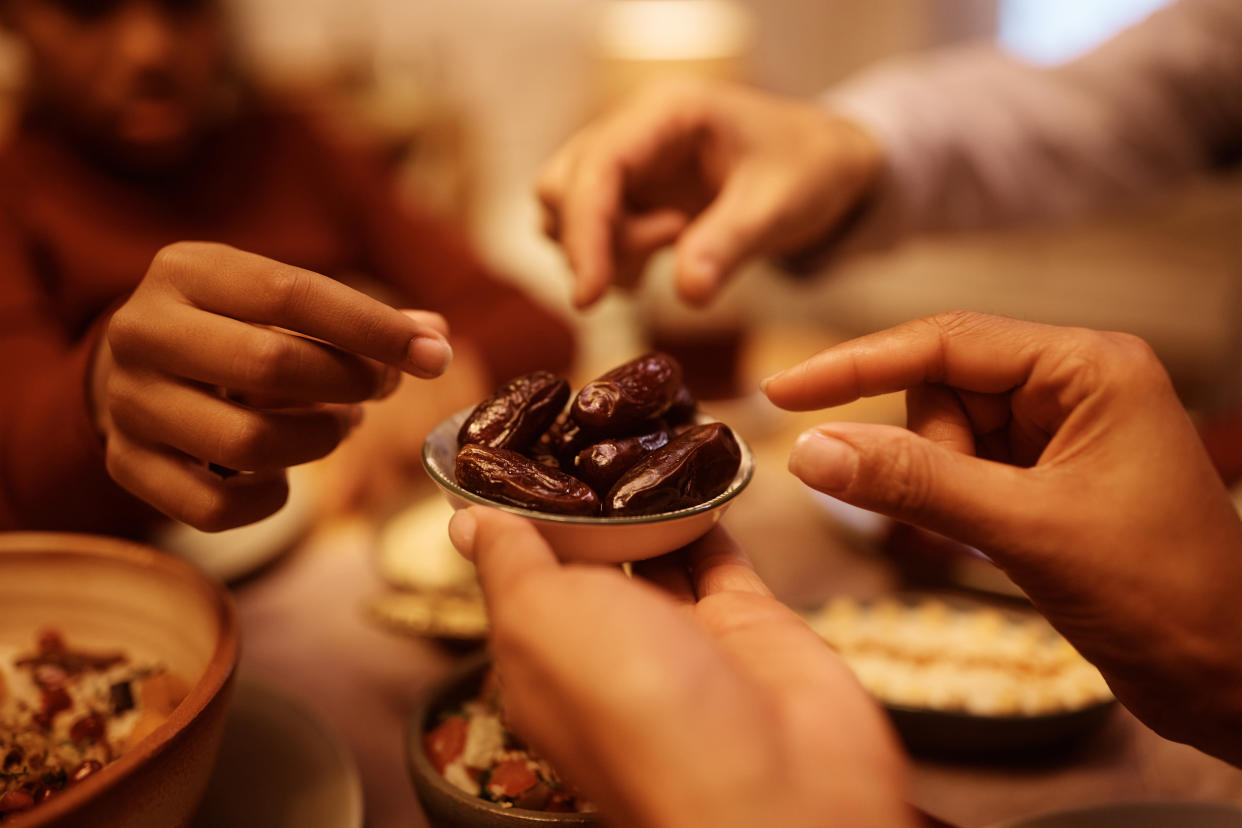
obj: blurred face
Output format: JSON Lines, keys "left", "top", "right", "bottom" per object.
{"left": 5, "top": 0, "right": 230, "bottom": 160}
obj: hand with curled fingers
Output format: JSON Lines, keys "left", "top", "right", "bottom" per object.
{"left": 448, "top": 506, "right": 920, "bottom": 828}
{"left": 537, "top": 79, "right": 881, "bottom": 309}
{"left": 763, "top": 311, "right": 1242, "bottom": 765}
{"left": 90, "top": 242, "right": 455, "bottom": 532}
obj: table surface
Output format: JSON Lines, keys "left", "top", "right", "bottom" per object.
{"left": 228, "top": 327, "right": 1242, "bottom": 828}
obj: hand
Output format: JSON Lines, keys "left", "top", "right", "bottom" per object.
{"left": 323, "top": 343, "right": 491, "bottom": 515}
{"left": 537, "top": 79, "right": 881, "bottom": 308}
{"left": 448, "top": 507, "right": 918, "bottom": 828}
{"left": 91, "top": 242, "right": 454, "bottom": 531}
{"left": 763, "top": 311, "right": 1242, "bottom": 765}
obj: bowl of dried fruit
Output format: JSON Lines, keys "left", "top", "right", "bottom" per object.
{"left": 0, "top": 533, "right": 238, "bottom": 828}
{"left": 422, "top": 353, "right": 754, "bottom": 563}
{"left": 407, "top": 655, "right": 599, "bottom": 826}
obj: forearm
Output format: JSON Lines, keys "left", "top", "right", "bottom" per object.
{"left": 827, "top": 0, "right": 1242, "bottom": 250}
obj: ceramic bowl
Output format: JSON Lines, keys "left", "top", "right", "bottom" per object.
{"left": 406, "top": 656, "right": 599, "bottom": 827}
{"left": 0, "top": 532, "right": 239, "bottom": 828}
{"left": 422, "top": 409, "right": 754, "bottom": 563}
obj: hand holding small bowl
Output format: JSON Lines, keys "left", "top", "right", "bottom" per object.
{"left": 422, "top": 354, "right": 753, "bottom": 563}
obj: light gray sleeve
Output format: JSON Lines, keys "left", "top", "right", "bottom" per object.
{"left": 825, "top": 0, "right": 1242, "bottom": 249}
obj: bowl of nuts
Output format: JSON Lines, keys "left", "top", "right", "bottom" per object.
{"left": 422, "top": 353, "right": 754, "bottom": 563}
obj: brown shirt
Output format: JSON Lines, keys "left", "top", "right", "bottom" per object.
{"left": 0, "top": 99, "right": 574, "bottom": 535}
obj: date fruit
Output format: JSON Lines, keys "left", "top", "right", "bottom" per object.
{"left": 605, "top": 423, "right": 741, "bottom": 517}
{"left": 456, "top": 445, "right": 601, "bottom": 516}
{"left": 458, "top": 371, "right": 570, "bottom": 452}
{"left": 574, "top": 426, "right": 671, "bottom": 495}
{"left": 532, "top": 412, "right": 591, "bottom": 471}
{"left": 571, "top": 353, "right": 683, "bottom": 432}
{"left": 664, "top": 384, "right": 697, "bottom": 426}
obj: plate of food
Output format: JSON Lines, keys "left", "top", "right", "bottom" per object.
{"left": 804, "top": 595, "right": 1117, "bottom": 755}
{"left": 422, "top": 353, "right": 754, "bottom": 563}
{"left": 407, "top": 656, "right": 598, "bottom": 826}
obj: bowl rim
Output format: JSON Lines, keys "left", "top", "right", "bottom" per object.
{"left": 405, "top": 654, "right": 600, "bottom": 825}
{"left": 0, "top": 531, "right": 240, "bottom": 828}
{"left": 422, "top": 408, "right": 755, "bottom": 526}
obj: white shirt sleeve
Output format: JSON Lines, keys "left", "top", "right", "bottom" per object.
{"left": 824, "top": 0, "right": 1242, "bottom": 250}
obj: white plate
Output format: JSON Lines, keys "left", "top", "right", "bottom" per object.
{"left": 157, "top": 465, "right": 320, "bottom": 583}
{"left": 375, "top": 497, "right": 478, "bottom": 592}
{"left": 190, "top": 677, "right": 363, "bottom": 828}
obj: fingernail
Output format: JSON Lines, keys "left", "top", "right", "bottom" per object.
{"left": 789, "top": 429, "right": 857, "bottom": 492}
{"left": 407, "top": 335, "right": 453, "bottom": 377}
{"left": 448, "top": 509, "right": 478, "bottom": 560}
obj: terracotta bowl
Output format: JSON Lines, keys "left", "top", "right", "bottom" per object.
{"left": 406, "top": 656, "right": 600, "bottom": 827}
{"left": 422, "top": 409, "right": 754, "bottom": 563}
{"left": 0, "top": 532, "right": 239, "bottom": 828}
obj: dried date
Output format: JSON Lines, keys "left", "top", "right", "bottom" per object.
{"left": 606, "top": 423, "right": 741, "bottom": 516}
{"left": 574, "top": 425, "right": 671, "bottom": 495}
{"left": 530, "top": 412, "right": 592, "bottom": 471}
{"left": 456, "top": 445, "right": 601, "bottom": 516}
{"left": 664, "top": 384, "right": 697, "bottom": 426}
{"left": 458, "top": 371, "right": 570, "bottom": 452}
{"left": 571, "top": 353, "right": 683, "bottom": 433}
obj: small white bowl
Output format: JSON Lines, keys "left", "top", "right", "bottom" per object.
{"left": 422, "top": 409, "right": 754, "bottom": 563}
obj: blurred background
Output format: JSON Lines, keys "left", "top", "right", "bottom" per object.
{"left": 1, "top": 0, "right": 1236, "bottom": 403}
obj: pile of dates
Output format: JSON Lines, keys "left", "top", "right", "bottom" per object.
{"left": 454, "top": 353, "right": 741, "bottom": 517}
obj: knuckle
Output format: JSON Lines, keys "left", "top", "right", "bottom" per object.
{"left": 266, "top": 266, "right": 314, "bottom": 316}
{"left": 102, "top": 439, "right": 132, "bottom": 488}
{"left": 103, "top": 373, "right": 145, "bottom": 430}
{"left": 216, "top": 413, "right": 272, "bottom": 468}
{"left": 147, "top": 243, "right": 188, "bottom": 278}
{"left": 105, "top": 306, "right": 146, "bottom": 364}
{"left": 925, "top": 309, "right": 988, "bottom": 339}
{"left": 871, "top": 438, "right": 935, "bottom": 520}
{"left": 1101, "top": 331, "right": 1164, "bottom": 379}
{"left": 147, "top": 241, "right": 213, "bottom": 283}
{"left": 184, "top": 478, "right": 288, "bottom": 533}
{"left": 183, "top": 489, "right": 242, "bottom": 533}
{"left": 242, "top": 333, "right": 295, "bottom": 389}
{"left": 918, "top": 310, "right": 994, "bottom": 381}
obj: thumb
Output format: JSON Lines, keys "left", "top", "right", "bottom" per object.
{"left": 672, "top": 170, "right": 776, "bottom": 306}
{"left": 788, "top": 422, "right": 1041, "bottom": 554}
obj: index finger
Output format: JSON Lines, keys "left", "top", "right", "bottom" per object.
{"left": 557, "top": 91, "right": 707, "bottom": 308}
{"left": 761, "top": 312, "right": 1053, "bottom": 411}
{"left": 155, "top": 243, "right": 452, "bottom": 377}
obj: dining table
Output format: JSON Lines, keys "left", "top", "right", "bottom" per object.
{"left": 222, "top": 322, "right": 1242, "bottom": 828}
